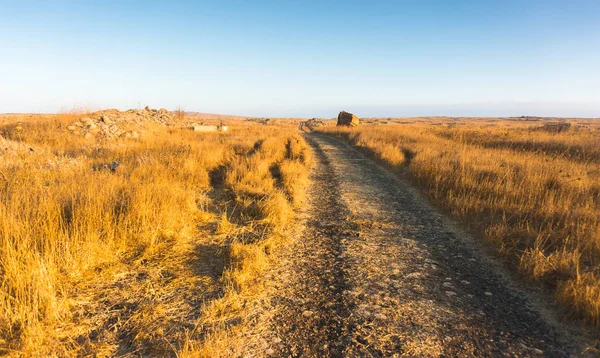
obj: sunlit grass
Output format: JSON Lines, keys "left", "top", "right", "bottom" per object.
{"left": 318, "top": 122, "right": 600, "bottom": 326}
{"left": 0, "top": 113, "right": 311, "bottom": 355}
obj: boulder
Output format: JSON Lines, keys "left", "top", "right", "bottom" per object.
{"left": 337, "top": 111, "right": 360, "bottom": 127}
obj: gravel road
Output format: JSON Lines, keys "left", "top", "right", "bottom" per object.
{"left": 243, "top": 133, "right": 589, "bottom": 357}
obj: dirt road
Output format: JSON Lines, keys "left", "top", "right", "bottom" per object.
{"left": 244, "top": 133, "right": 586, "bottom": 357}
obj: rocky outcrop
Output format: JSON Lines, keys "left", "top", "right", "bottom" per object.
{"left": 66, "top": 107, "right": 176, "bottom": 140}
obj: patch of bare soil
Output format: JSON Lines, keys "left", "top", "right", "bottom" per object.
{"left": 242, "top": 133, "right": 590, "bottom": 357}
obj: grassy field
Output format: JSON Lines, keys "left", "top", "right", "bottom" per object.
{"left": 0, "top": 113, "right": 310, "bottom": 356}
{"left": 317, "top": 120, "right": 600, "bottom": 326}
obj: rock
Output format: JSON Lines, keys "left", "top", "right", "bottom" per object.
{"left": 405, "top": 272, "right": 423, "bottom": 279}
{"left": 67, "top": 126, "right": 77, "bottom": 131}
{"left": 445, "top": 291, "right": 457, "bottom": 296}
{"left": 302, "top": 310, "right": 314, "bottom": 317}
{"left": 131, "top": 131, "right": 139, "bottom": 139}
{"left": 83, "top": 132, "right": 92, "bottom": 139}
{"left": 484, "top": 291, "right": 493, "bottom": 296}
{"left": 81, "top": 117, "right": 94, "bottom": 125}
{"left": 336, "top": 111, "right": 360, "bottom": 127}
{"left": 108, "top": 124, "right": 121, "bottom": 134}
{"left": 100, "top": 115, "right": 113, "bottom": 124}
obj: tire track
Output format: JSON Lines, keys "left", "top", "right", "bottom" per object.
{"left": 264, "top": 135, "right": 358, "bottom": 357}
{"left": 243, "top": 132, "right": 585, "bottom": 357}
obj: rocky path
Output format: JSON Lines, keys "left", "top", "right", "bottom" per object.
{"left": 245, "top": 133, "right": 586, "bottom": 357}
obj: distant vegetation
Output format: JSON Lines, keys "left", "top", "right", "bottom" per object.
{"left": 318, "top": 122, "right": 600, "bottom": 326}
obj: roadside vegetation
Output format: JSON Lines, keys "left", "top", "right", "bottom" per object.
{"left": 318, "top": 122, "right": 600, "bottom": 327}
{"left": 0, "top": 113, "right": 311, "bottom": 356}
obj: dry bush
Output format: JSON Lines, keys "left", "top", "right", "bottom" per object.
{"left": 174, "top": 106, "right": 185, "bottom": 121}
{"left": 0, "top": 114, "right": 311, "bottom": 356}
{"left": 318, "top": 122, "right": 600, "bottom": 326}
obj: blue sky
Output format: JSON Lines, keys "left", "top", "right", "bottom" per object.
{"left": 1, "top": 0, "right": 599, "bottom": 117}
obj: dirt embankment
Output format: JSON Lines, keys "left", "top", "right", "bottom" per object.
{"left": 241, "top": 133, "right": 593, "bottom": 357}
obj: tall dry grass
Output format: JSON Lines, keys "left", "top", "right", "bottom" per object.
{"left": 0, "top": 114, "right": 311, "bottom": 356}
{"left": 181, "top": 131, "right": 312, "bottom": 357}
{"left": 318, "top": 122, "right": 600, "bottom": 326}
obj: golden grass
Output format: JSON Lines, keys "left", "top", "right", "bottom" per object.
{"left": 0, "top": 114, "right": 311, "bottom": 356}
{"left": 318, "top": 122, "right": 600, "bottom": 326}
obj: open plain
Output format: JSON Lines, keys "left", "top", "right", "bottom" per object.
{"left": 0, "top": 112, "right": 599, "bottom": 356}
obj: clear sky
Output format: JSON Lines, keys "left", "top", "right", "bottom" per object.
{"left": 1, "top": 0, "right": 599, "bottom": 117}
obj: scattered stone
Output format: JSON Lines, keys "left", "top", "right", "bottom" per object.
{"left": 65, "top": 108, "right": 176, "bottom": 141}
{"left": 81, "top": 117, "right": 94, "bottom": 125}
{"left": 405, "top": 272, "right": 423, "bottom": 279}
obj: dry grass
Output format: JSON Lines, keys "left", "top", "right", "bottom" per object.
{"left": 318, "top": 121, "right": 600, "bottom": 326}
{"left": 0, "top": 113, "right": 311, "bottom": 356}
